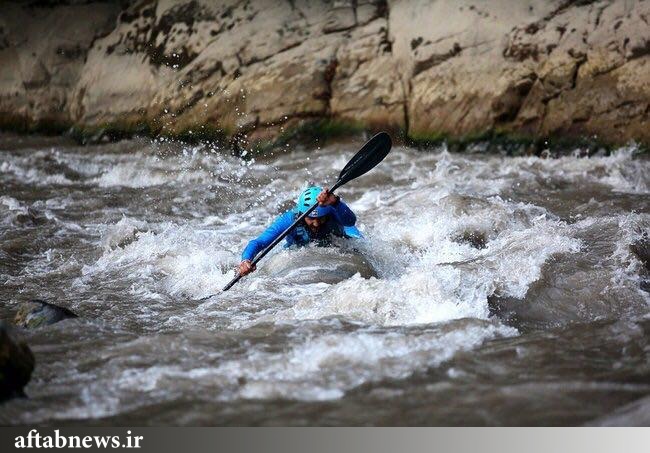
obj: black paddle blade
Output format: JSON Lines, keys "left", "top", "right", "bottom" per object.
{"left": 337, "top": 132, "right": 392, "bottom": 187}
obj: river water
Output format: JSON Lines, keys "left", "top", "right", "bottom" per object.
{"left": 0, "top": 132, "right": 648, "bottom": 425}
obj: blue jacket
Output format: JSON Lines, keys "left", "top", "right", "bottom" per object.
{"left": 241, "top": 200, "right": 361, "bottom": 261}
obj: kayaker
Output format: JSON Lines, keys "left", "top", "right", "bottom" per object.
{"left": 237, "top": 185, "right": 361, "bottom": 276}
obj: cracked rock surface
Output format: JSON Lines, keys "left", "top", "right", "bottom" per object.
{"left": 0, "top": 0, "right": 648, "bottom": 146}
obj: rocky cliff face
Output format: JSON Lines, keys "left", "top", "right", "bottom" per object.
{"left": 1, "top": 0, "right": 648, "bottom": 147}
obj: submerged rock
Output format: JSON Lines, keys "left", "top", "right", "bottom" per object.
{"left": 0, "top": 322, "right": 35, "bottom": 401}
{"left": 452, "top": 230, "right": 488, "bottom": 250}
{"left": 13, "top": 300, "right": 78, "bottom": 329}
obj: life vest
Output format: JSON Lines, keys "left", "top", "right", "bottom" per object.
{"left": 289, "top": 209, "right": 347, "bottom": 246}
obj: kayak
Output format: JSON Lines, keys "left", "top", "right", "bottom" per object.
{"left": 264, "top": 243, "right": 376, "bottom": 285}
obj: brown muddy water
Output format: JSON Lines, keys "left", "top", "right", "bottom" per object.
{"left": 0, "top": 133, "right": 648, "bottom": 426}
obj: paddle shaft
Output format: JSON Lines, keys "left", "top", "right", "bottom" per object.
{"left": 221, "top": 179, "right": 344, "bottom": 292}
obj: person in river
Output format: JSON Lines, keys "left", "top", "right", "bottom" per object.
{"left": 237, "top": 185, "right": 361, "bottom": 276}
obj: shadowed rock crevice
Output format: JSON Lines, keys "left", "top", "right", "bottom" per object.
{"left": 413, "top": 42, "right": 462, "bottom": 76}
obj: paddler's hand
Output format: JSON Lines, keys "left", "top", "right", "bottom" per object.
{"left": 317, "top": 187, "right": 339, "bottom": 206}
{"left": 238, "top": 260, "right": 256, "bottom": 276}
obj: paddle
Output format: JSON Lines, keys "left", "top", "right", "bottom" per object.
{"left": 201, "top": 131, "right": 392, "bottom": 298}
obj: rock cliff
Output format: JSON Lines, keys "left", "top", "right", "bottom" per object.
{"left": 1, "top": 0, "right": 648, "bottom": 147}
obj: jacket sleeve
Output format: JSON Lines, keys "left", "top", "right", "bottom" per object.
{"left": 330, "top": 198, "right": 356, "bottom": 226}
{"left": 241, "top": 211, "right": 294, "bottom": 261}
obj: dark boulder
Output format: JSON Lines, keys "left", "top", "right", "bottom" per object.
{"left": 452, "top": 230, "right": 488, "bottom": 249}
{"left": 13, "top": 299, "right": 77, "bottom": 329}
{"left": 0, "top": 322, "right": 35, "bottom": 401}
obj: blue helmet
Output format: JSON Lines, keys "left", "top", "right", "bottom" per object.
{"left": 296, "top": 186, "right": 330, "bottom": 218}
